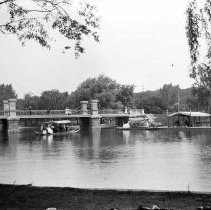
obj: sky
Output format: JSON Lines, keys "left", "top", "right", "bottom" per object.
{"left": 0, "top": 0, "right": 194, "bottom": 98}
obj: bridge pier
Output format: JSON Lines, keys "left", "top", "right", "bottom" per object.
{"left": 1, "top": 118, "right": 19, "bottom": 133}
{"left": 80, "top": 101, "right": 88, "bottom": 115}
{"left": 8, "top": 99, "right": 17, "bottom": 117}
{"left": 7, "top": 118, "right": 20, "bottom": 132}
{"left": 3, "top": 100, "right": 9, "bottom": 116}
{"left": 79, "top": 101, "right": 89, "bottom": 131}
{"left": 1, "top": 99, "right": 20, "bottom": 133}
{"left": 89, "top": 100, "right": 101, "bottom": 131}
{"left": 89, "top": 116, "right": 101, "bottom": 130}
{"left": 79, "top": 100, "right": 101, "bottom": 131}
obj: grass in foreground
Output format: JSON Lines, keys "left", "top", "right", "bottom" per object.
{"left": 0, "top": 184, "right": 211, "bottom": 210}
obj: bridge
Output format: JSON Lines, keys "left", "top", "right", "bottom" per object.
{"left": 0, "top": 99, "right": 129, "bottom": 132}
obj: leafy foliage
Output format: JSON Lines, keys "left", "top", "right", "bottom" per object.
{"left": 0, "top": 0, "right": 100, "bottom": 57}
{"left": 71, "top": 75, "right": 134, "bottom": 109}
{"left": 16, "top": 75, "right": 135, "bottom": 110}
{"left": 159, "top": 84, "right": 180, "bottom": 108}
{"left": 135, "top": 91, "right": 167, "bottom": 114}
{"left": 2, "top": 81, "right": 208, "bottom": 114}
{"left": 186, "top": 0, "right": 211, "bottom": 87}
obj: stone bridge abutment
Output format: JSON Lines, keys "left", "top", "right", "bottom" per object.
{"left": 79, "top": 100, "right": 101, "bottom": 131}
{"left": 1, "top": 99, "right": 19, "bottom": 133}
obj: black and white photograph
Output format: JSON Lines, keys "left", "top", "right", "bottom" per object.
{"left": 0, "top": 0, "right": 211, "bottom": 209}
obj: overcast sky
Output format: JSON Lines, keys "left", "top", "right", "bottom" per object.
{"left": 0, "top": 0, "right": 193, "bottom": 98}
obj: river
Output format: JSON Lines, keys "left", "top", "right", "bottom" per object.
{"left": 0, "top": 128, "right": 211, "bottom": 192}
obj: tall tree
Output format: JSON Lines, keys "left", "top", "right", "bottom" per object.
{"left": 186, "top": 0, "right": 211, "bottom": 111}
{"left": 39, "top": 89, "right": 69, "bottom": 109}
{"left": 116, "top": 84, "right": 135, "bottom": 107}
{"left": 0, "top": 0, "right": 100, "bottom": 57}
{"left": 17, "top": 93, "right": 40, "bottom": 110}
{"left": 71, "top": 75, "right": 121, "bottom": 109}
{"left": 70, "top": 75, "right": 135, "bottom": 109}
{"left": 191, "top": 85, "right": 209, "bottom": 111}
{"left": 134, "top": 91, "right": 167, "bottom": 114}
{"left": 159, "top": 84, "right": 180, "bottom": 109}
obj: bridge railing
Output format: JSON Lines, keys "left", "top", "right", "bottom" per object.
{"left": 98, "top": 109, "right": 125, "bottom": 114}
{"left": 99, "top": 109, "right": 145, "bottom": 115}
{"left": 16, "top": 109, "right": 82, "bottom": 116}
{"left": 1, "top": 108, "right": 138, "bottom": 116}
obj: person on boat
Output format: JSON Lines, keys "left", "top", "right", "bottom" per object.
{"left": 41, "top": 125, "right": 47, "bottom": 135}
{"left": 62, "top": 124, "right": 66, "bottom": 131}
{"left": 124, "top": 106, "right": 128, "bottom": 114}
{"left": 46, "top": 125, "right": 53, "bottom": 134}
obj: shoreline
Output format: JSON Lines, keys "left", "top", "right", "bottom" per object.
{"left": 0, "top": 184, "right": 211, "bottom": 210}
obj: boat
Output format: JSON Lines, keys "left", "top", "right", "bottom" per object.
{"left": 116, "top": 113, "right": 158, "bottom": 130}
{"left": 35, "top": 120, "right": 80, "bottom": 135}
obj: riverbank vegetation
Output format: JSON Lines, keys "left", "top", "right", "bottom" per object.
{"left": 0, "top": 75, "right": 209, "bottom": 114}
{"left": 0, "top": 184, "right": 211, "bottom": 210}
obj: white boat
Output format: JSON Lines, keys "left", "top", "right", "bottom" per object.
{"left": 35, "top": 120, "right": 80, "bottom": 135}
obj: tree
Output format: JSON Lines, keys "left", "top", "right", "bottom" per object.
{"left": 0, "top": 0, "right": 100, "bottom": 57}
{"left": 70, "top": 75, "right": 134, "bottom": 109}
{"left": 116, "top": 84, "right": 135, "bottom": 107}
{"left": 190, "top": 85, "right": 209, "bottom": 111}
{"left": 134, "top": 91, "right": 167, "bottom": 114}
{"left": 39, "top": 89, "right": 69, "bottom": 109}
{"left": 17, "top": 93, "right": 40, "bottom": 110}
{"left": 186, "top": 0, "right": 211, "bottom": 111}
{"left": 71, "top": 75, "right": 119, "bottom": 109}
{"left": 0, "top": 84, "right": 17, "bottom": 108}
{"left": 159, "top": 84, "right": 180, "bottom": 109}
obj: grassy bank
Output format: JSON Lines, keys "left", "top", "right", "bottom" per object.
{"left": 0, "top": 184, "right": 211, "bottom": 210}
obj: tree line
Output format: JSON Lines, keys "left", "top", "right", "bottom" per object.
{"left": 0, "top": 75, "right": 209, "bottom": 113}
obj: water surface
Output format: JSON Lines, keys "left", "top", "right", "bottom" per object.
{"left": 0, "top": 128, "right": 211, "bottom": 192}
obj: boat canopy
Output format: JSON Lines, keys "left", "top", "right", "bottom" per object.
{"left": 53, "top": 120, "right": 72, "bottom": 124}
{"left": 43, "top": 120, "right": 72, "bottom": 125}
{"left": 129, "top": 117, "right": 148, "bottom": 122}
{"left": 168, "top": 111, "right": 211, "bottom": 117}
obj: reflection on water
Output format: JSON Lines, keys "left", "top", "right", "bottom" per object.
{"left": 0, "top": 128, "right": 211, "bottom": 192}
